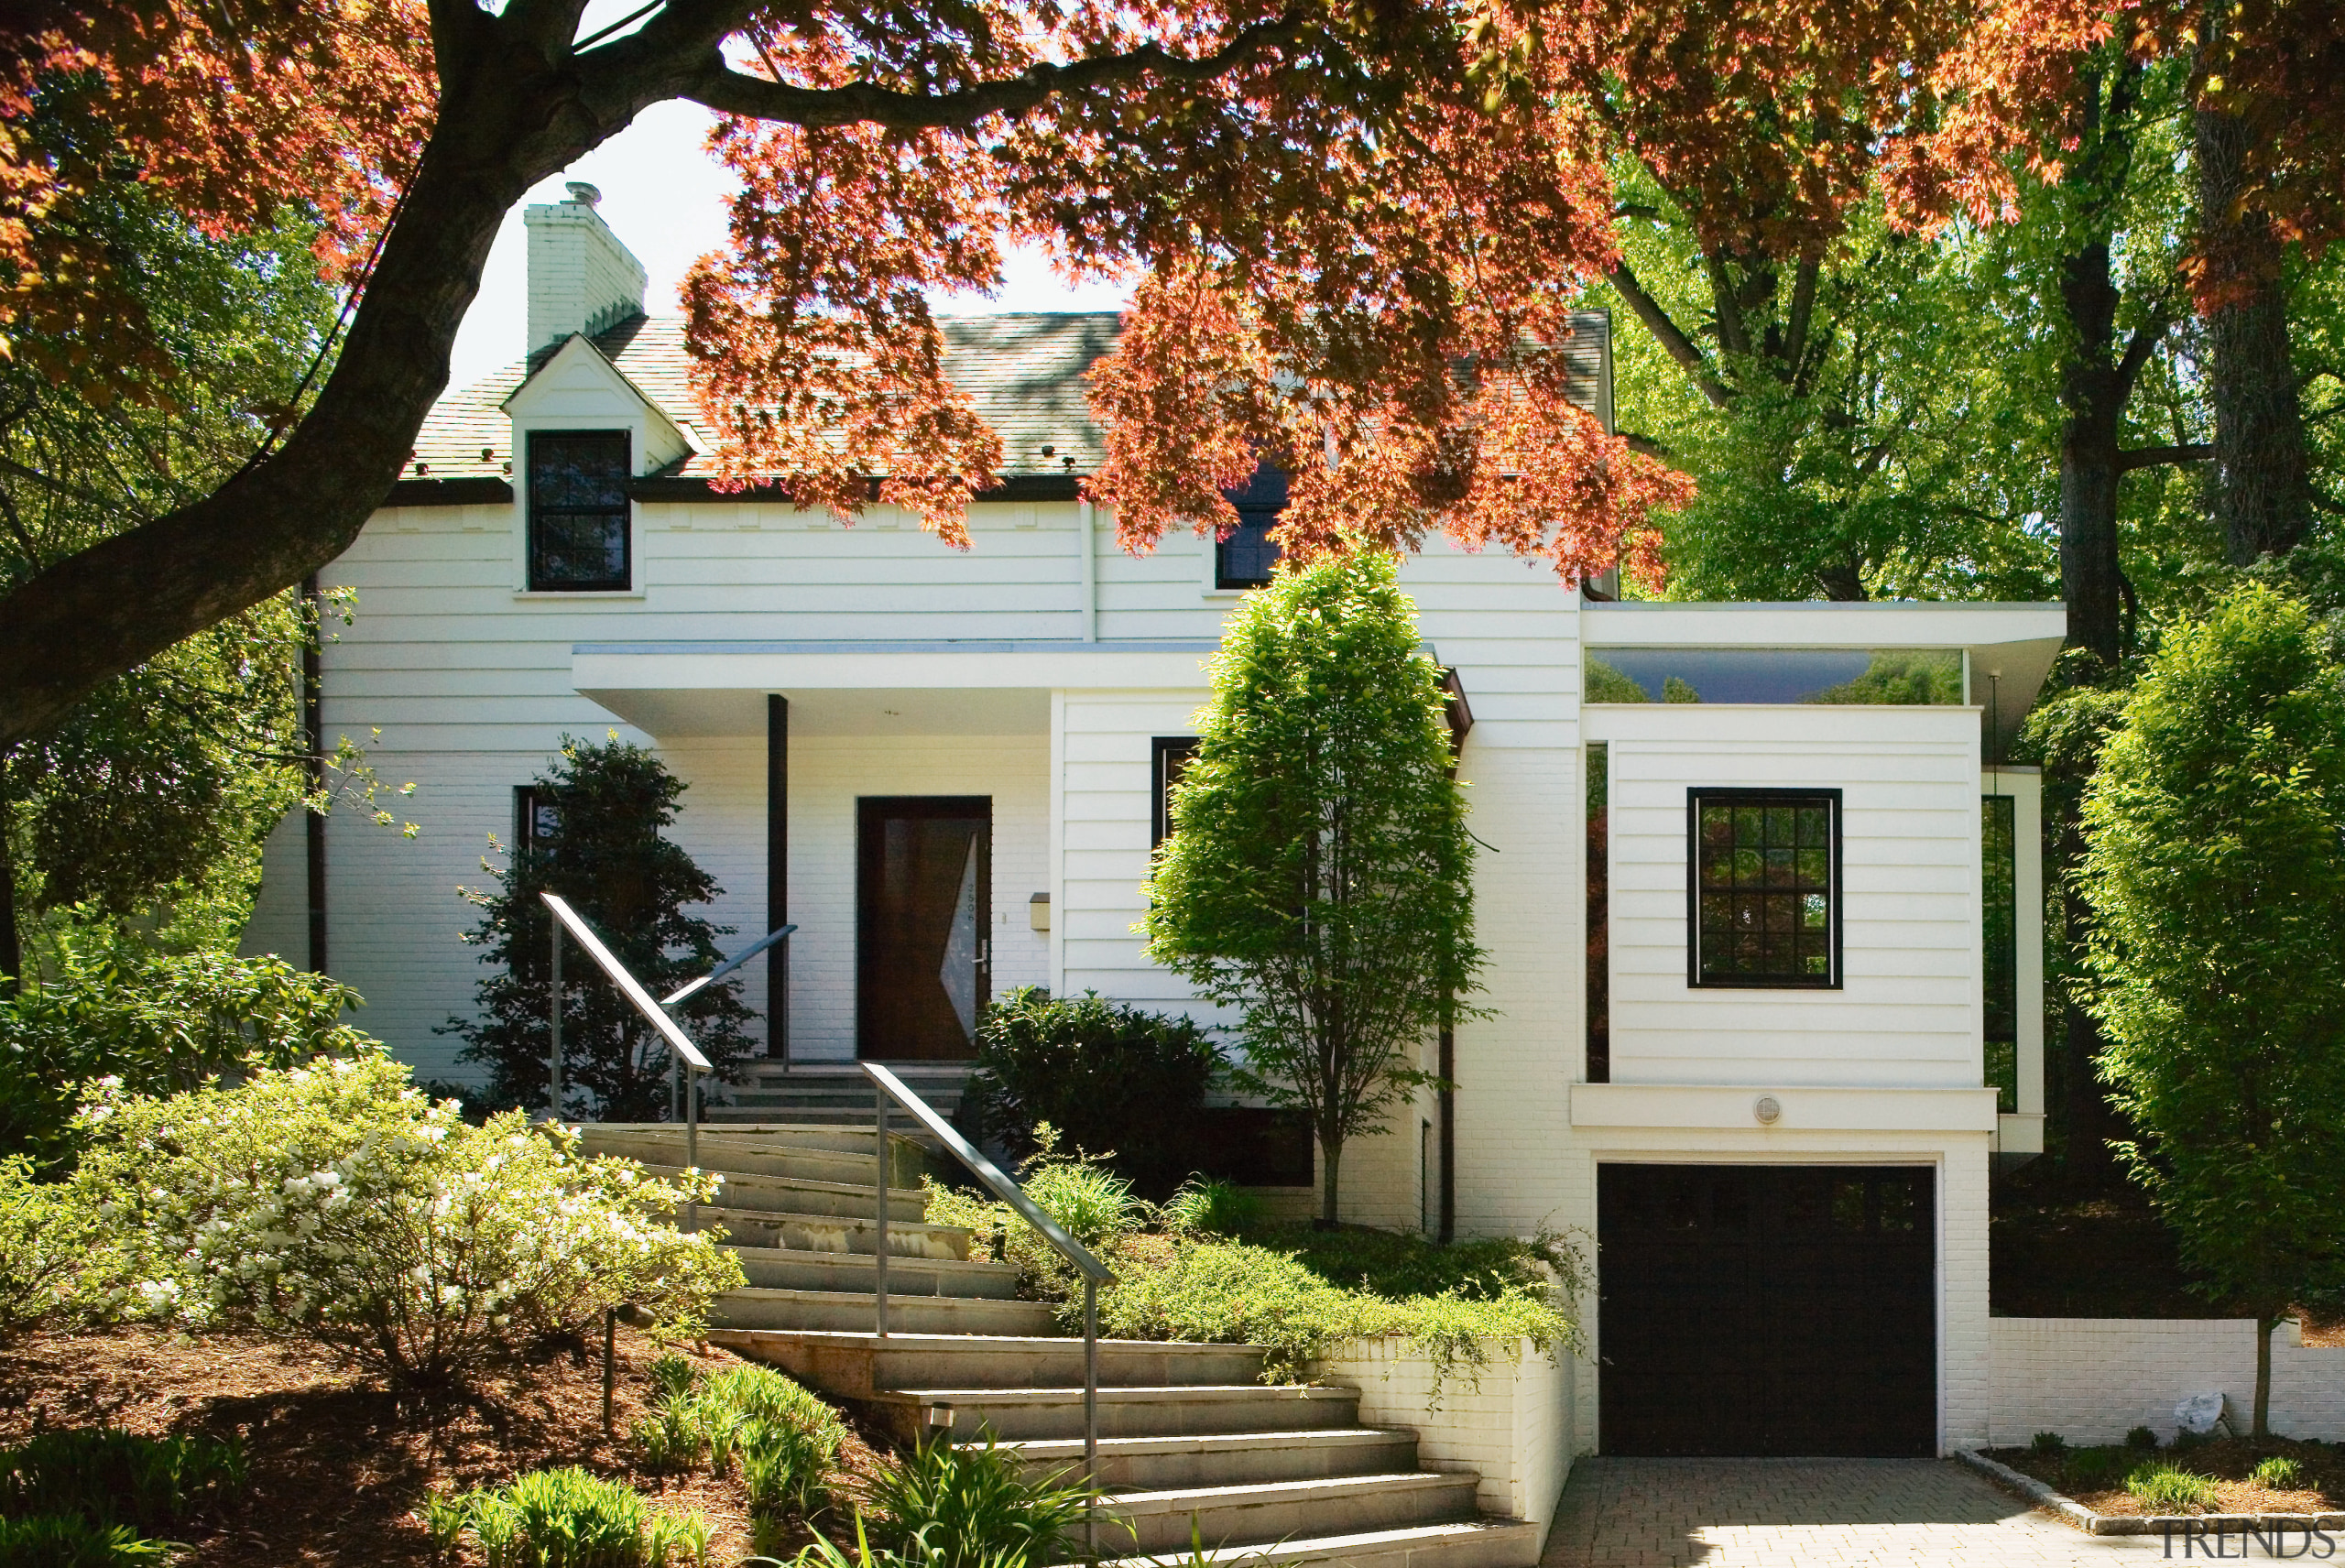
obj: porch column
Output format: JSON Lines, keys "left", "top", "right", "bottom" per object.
{"left": 768, "top": 693, "right": 788, "bottom": 1058}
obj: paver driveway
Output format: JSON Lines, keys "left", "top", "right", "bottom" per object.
{"left": 1544, "top": 1458, "right": 2168, "bottom": 1568}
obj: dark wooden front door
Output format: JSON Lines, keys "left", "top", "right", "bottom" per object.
{"left": 1598, "top": 1163, "right": 1936, "bottom": 1456}
{"left": 856, "top": 797, "right": 989, "bottom": 1061}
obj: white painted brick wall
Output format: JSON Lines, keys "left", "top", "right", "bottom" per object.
{"left": 1313, "top": 1335, "right": 1574, "bottom": 1548}
{"left": 524, "top": 197, "right": 649, "bottom": 353}
{"left": 1986, "top": 1318, "right": 2345, "bottom": 1446}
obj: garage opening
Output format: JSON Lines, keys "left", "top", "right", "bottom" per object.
{"left": 1598, "top": 1163, "right": 1936, "bottom": 1456}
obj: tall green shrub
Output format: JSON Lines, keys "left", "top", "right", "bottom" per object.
{"left": 970, "top": 987, "right": 1222, "bottom": 1196}
{"left": 446, "top": 736, "right": 754, "bottom": 1119}
{"left": 1142, "top": 550, "right": 1482, "bottom": 1225}
{"left": 2079, "top": 583, "right": 2345, "bottom": 1435}
{"left": 0, "top": 946, "right": 372, "bottom": 1172}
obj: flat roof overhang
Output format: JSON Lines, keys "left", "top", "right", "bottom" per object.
{"left": 573, "top": 637, "right": 1222, "bottom": 737}
{"left": 1580, "top": 601, "right": 2067, "bottom": 757}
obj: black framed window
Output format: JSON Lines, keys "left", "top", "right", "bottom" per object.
{"left": 1152, "top": 737, "right": 1200, "bottom": 848}
{"left": 527, "top": 430, "right": 632, "bottom": 591}
{"left": 1215, "top": 464, "right": 1286, "bottom": 589}
{"left": 514, "top": 786, "right": 560, "bottom": 856}
{"left": 1687, "top": 789, "right": 1841, "bottom": 987}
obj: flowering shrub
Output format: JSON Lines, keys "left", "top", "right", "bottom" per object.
{"left": 75, "top": 1054, "right": 744, "bottom": 1388}
{"left": 0, "top": 1155, "right": 104, "bottom": 1342}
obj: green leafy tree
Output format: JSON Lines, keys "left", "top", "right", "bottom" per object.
{"left": 2078, "top": 583, "right": 2345, "bottom": 1433}
{"left": 1142, "top": 551, "right": 1481, "bottom": 1227}
{"left": 0, "top": 121, "right": 409, "bottom": 976}
{"left": 447, "top": 736, "right": 754, "bottom": 1121}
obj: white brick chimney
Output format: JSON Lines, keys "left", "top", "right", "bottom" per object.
{"left": 523, "top": 181, "right": 648, "bottom": 354}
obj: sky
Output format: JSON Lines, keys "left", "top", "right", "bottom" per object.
{"left": 444, "top": 98, "right": 1135, "bottom": 391}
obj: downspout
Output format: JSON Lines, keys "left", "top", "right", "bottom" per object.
{"left": 1078, "top": 498, "right": 1098, "bottom": 642}
{"left": 1438, "top": 1006, "right": 1455, "bottom": 1245}
{"left": 302, "top": 572, "right": 328, "bottom": 973}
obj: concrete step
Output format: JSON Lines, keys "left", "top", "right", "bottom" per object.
{"left": 713, "top": 1288, "right": 1058, "bottom": 1335}
{"left": 693, "top": 1206, "right": 974, "bottom": 1261}
{"left": 1102, "top": 1472, "right": 1482, "bottom": 1554}
{"left": 637, "top": 1163, "right": 924, "bottom": 1222}
{"left": 590, "top": 1120, "right": 895, "bottom": 1157}
{"left": 1084, "top": 1519, "right": 1542, "bottom": 1568}
{"left": 579, "top": 1127, "right": 885, "bottom": 1185}
{"left": 859, "top": 1384, "right": 1361, "bottom": 1442}
{"left": 1005, "top": 1428, "right": 1417, "bottom": 1491}
{"left": 726, "top": 1245, "right": 1021, "bottom": 1299}
{"left": 708, "top": 1330, "right": 1270, "bottom": 1400}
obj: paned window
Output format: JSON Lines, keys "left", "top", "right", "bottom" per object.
{"left": 1687, "top": 789, "right": 1840, "bottom": 987}
{"left": 1215, "top": 464, "right": 1287, "bottom": 589}
{"left": 527, "top": 430, "right": 631, "bottom": 590}
{"left": 1152, "top": 737, "right": 1200, "bottom": 847}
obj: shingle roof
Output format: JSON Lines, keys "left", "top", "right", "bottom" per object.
{"left": 405, "top": 312, "right": 1122, "bottom": 485}
{"left": 401, "top": 307, "right": 1612, "bottom": 487}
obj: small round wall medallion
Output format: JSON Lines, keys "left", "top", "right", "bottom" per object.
{"left": 1754, "top": 1095, "right": 1783, "bottom": 1126}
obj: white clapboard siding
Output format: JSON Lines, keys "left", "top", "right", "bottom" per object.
{"left": 1597, "top": 704, "right": 1982, "bottom": 1090}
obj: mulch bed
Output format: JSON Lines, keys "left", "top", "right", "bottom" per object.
{"left": 1991, "top": 1437, "right": 2345, "bottom": 1518}
{"left": 0, "top": 1323, "right": 891, "bottom": 1566}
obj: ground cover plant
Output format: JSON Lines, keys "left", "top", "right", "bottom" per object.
{"left": 0, "top": 1425, "right": 250, "bottom": 1563}
{"left": 926, "top": 1145, "right": 1576, "bottom": 1384}
{"left": 631, "top": 1356, "right": 849, "bottom": 1555}
{"left": 1993, "top": 1435, "right": 2345, "bottom": 1516}
{"left": 426, "top": 1464, "right": 714, "bottom": 1568}
{"left": 860, "top": 1432, "right": 1095, "bottom": 1568}
{"left": 73, "top": 1052, "right": 744, "bottom": 1388}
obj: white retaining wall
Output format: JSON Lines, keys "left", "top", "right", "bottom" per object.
{"left": 1986, "top": 1318, "right": 2345, "bottom": 1446}
{"left": 1311, "top": 1335, "right": 1575, "bottom": 1546}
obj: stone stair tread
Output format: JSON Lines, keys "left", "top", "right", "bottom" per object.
{"left": 693, "top": 1206, "right": 974, "bottom": 1239}
{"left": 1005, "top": 1429, "right": 1404, "bottom": 1459}
{"left": 879, "top": 1385, "right": 1347, "bottom": 1403}
{"left": 1101, "top": 1473, "right": 1476, "bottom": 1513}
{"left": 1078, "top": 1519, "right": 1540, "bottom": 1568}
{"left": 637, "top": 1162, "right": 925, "bottom": 1203}
{"left": 729, "top": 1331, "right": 1270, "bottom": 1356}
{"left": 724, "top": 1244, "right": 1019, "bottom": 1278}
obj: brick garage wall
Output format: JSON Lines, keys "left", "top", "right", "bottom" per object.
{"left": 1986, "top": 1318, "right": 2345, "bottom": 1446}
{"left": 1312, "top": 1335, "right": 1575, "bottom": 1548}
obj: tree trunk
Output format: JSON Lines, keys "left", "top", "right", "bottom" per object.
{"left": 2255, "top": 1313, "right": 2274, "bottom": 1438}
{"left": 2197, "top": 106, "right": 2312, "bottom": 565}
{"left": 1317, "top": 1125, "right": 1342, "bottom": 1230}
{"left": 0, "top": 786, "right": 16, "bottom": 993}
{"left": 0, "top": 17, "right": 660, "bottom": 747}
{"left": 2057, "top": 235, "right": 2127, "bottom": 669}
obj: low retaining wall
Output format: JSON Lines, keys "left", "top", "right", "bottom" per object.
{"left": 1309, "top": 1335, "right": 1573, "bottom": 1544}
{"left": 1988, "top": 1318, "right": 2345, "bottom": 1446}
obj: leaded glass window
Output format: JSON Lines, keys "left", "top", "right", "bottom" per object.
{"left": 527, "top": 430, "right": 631, "bottom": 591}
{"left": 1689, "top": 789, "right": 1840, "bottom": 987}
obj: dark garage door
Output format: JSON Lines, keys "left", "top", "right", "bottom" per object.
{"left": 1598, "top": 1164, "right": 1936, "bottom": 1456}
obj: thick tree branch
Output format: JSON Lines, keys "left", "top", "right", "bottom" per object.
{"left": 2118, "top": 442, "right": 2212, "bottom": 472}
{"left": 1783, "top": 250, "right": 1819, "bottom": 379}
{"left": 682, "top": 19, "right": 1304, "bottom": 129}
{"left": 1604, "top": 259, "right": 1731, "bottom": 408}
{"left": 2115, "top": 305, "right": 2176, "bottom": 398}
{"left": 1618, "top": 430, "right": 1671, "bottom": 460}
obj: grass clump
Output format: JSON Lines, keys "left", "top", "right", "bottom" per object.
{"left": 864, "top": 1434, "right": 1094, "bottom": 1568}
{"left": 0, "top": 1426, "right": 247, "bottom": 1539}
{"left": 2252, "top": 1455, "right": 2307, "bottom": 1489}
{"left": 2126, "top": 1461, "right": 2221, "bottom": 1513}
{"left": 1161, "top": 1177, "right": 1263, "bottom": 1238}
{"left": 2062, "top": 1447, "right": 2121, "bottom": 1489}
{"left": 2126, "top": 1426, "right": 2160, "bottom": 1451}
{"left": 0, "top": 1515, "right": 172, "bottom": 1566}
{"left": 630, "top": 1359, "right": 846, "bottom": 1531}
{"left": 2030, "top": 1432, "right": 2067, "bottom": 1455}
{"left": 431, "top": 1465, "right": 710, "bottom": 1568}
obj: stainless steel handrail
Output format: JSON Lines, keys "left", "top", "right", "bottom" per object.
{"left": 661, "top": 924, "right": 796, "bottom": 1120}
{"left": 861, "top": 1061, "right": 1116, "bottom": 1557}
{"left": 542, "top": 892, "right": 714, "bottom": 1174}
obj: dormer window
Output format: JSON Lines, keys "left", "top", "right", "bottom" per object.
{"left": 527, "top": 430, "right": 631, "bottom": 591}
{"left": 1216, "top": 464, "right": 1287, "bottom": 590}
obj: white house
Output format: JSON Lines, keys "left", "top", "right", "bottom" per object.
{"left": 244, "top": 184, "right": 2066, "bottom": 1461}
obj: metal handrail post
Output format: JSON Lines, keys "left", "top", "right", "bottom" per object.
{"left": 1084, "top": 1275, "right": 1099, "bottom": 1558}
{"left": 874, "top": 1094, "right": 890, "bottom": 1338}
{"left": 548, "top": 923, "right": 562, "bottom": 1118}
{"left": 686, "top": 1061, "right": 700, "bottom": 1176}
